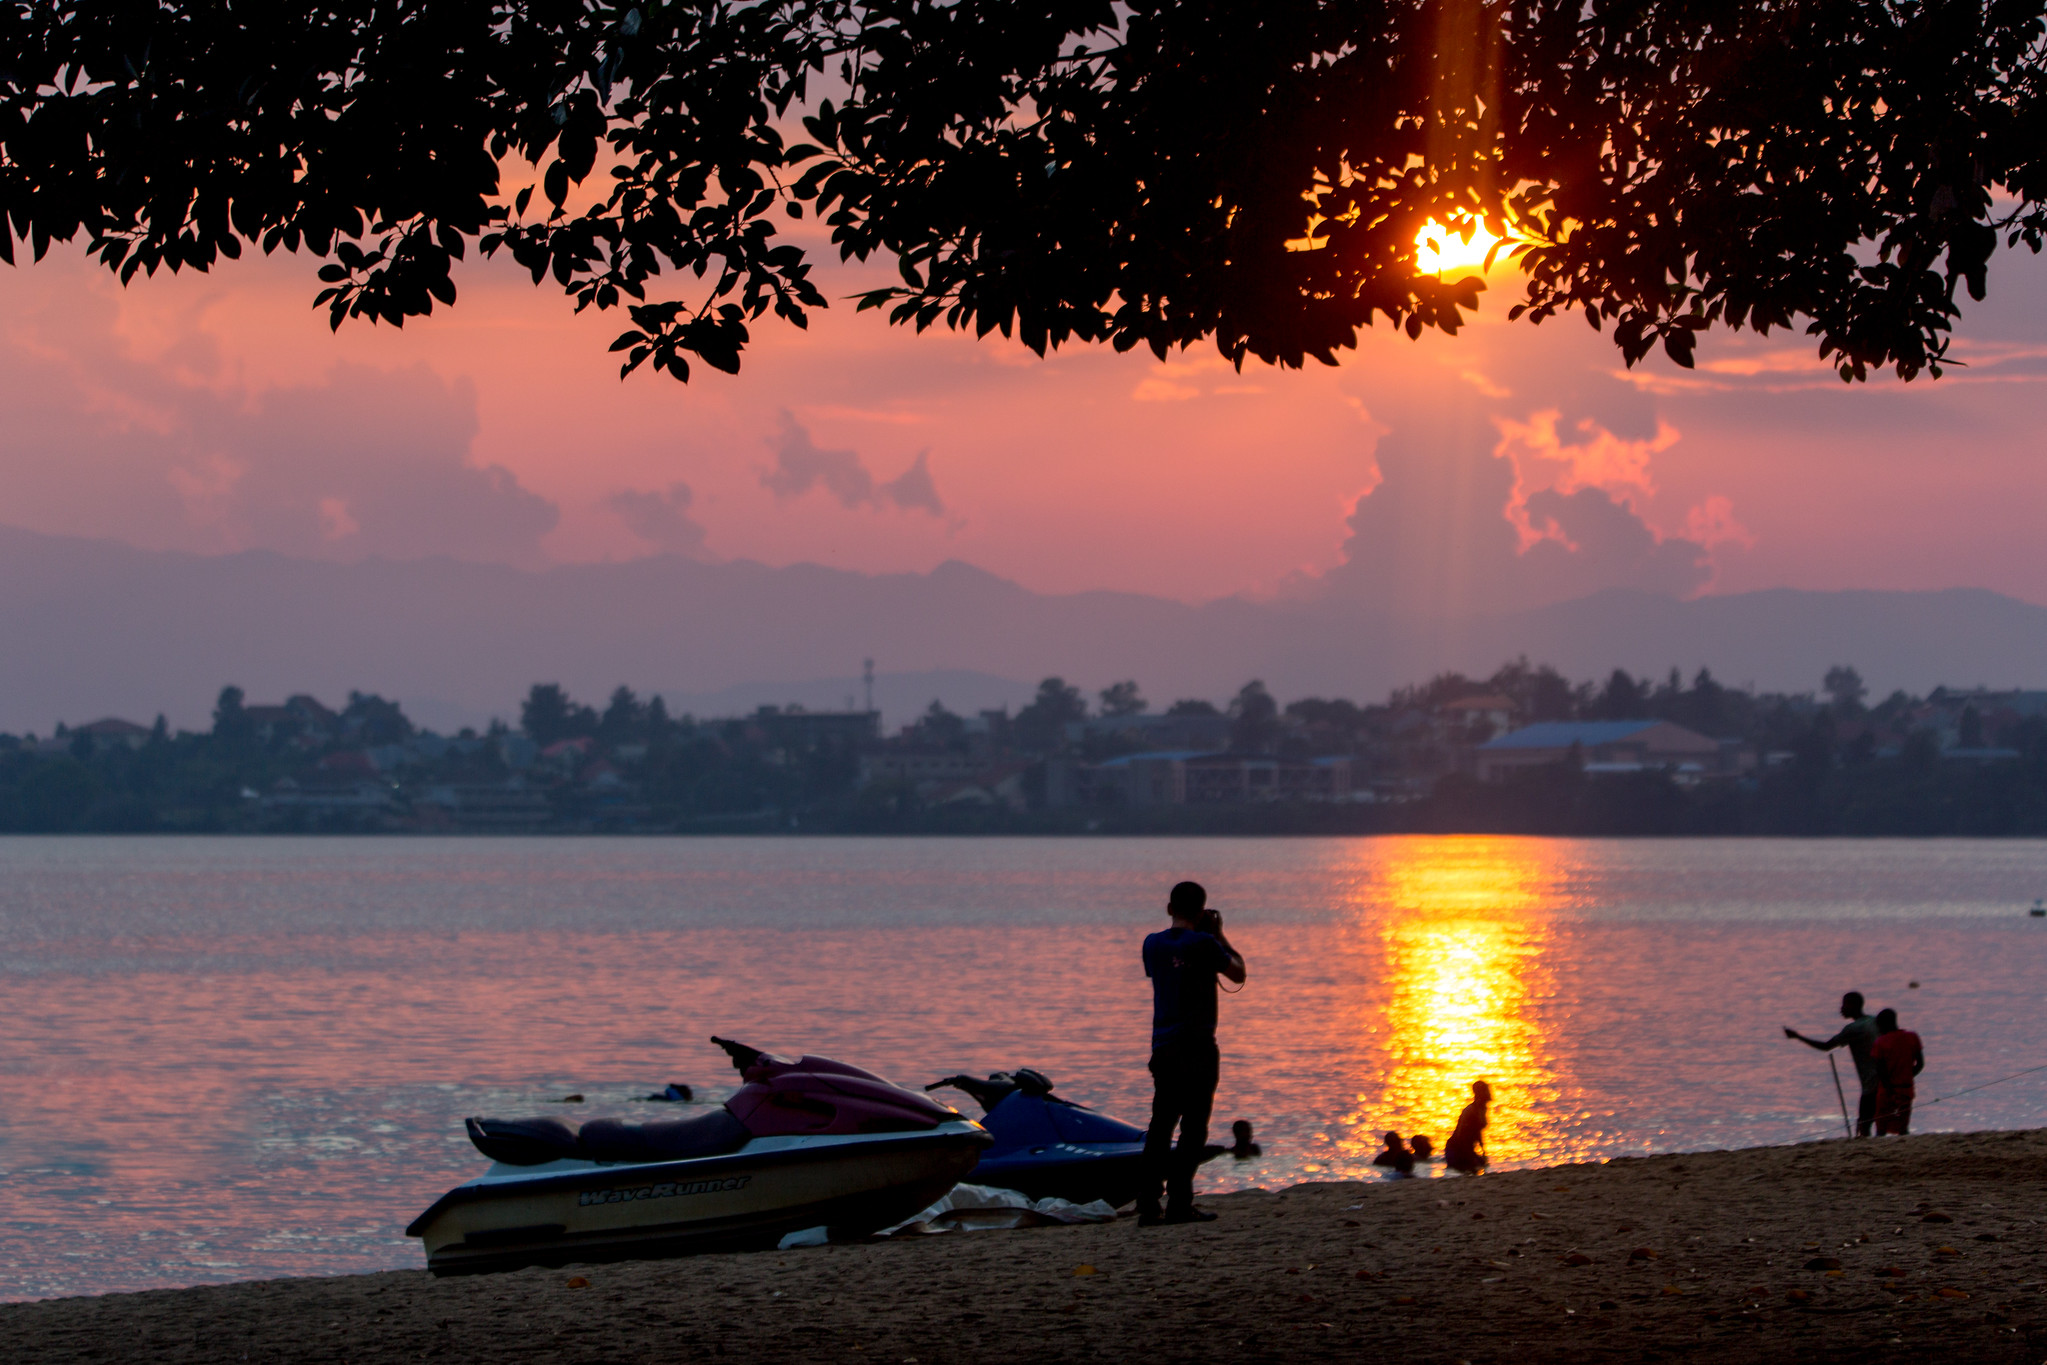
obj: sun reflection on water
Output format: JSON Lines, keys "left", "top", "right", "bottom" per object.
{"left": 1342, "top": 838, "right": 1570, "bottom": 1170}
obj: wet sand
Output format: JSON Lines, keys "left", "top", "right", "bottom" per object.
{"left": 6, "top": 1128, "right": 2045, "bottom": 1364}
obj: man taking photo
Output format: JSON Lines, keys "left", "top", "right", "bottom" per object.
{"left": 1140, "top": 880, "right": 1247, "bottom": 1226}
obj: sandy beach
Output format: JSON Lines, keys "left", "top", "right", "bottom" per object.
{"left": 6, "top": 1128, "right": 2044, "bottom": 1363}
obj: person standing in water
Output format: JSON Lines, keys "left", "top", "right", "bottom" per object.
{"left": 1139, "top": 880, "right": 1246, "bottom": 1225}
{"left": 1870, "top": 1008, "right": 1926, "bottom": 1135}
{"left": 1784, "top": 991, "right": 1881, "bottom": 1137}
{"left": 1443, "top": 1081, "right": 1492, "bottom": 1174}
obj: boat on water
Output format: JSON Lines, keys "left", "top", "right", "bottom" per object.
{"left": 924, "top": 1067, "right": 1222, "bottom": 1207}
{"left": 408, "top": 1038, "right": 990, "bottom": 1275}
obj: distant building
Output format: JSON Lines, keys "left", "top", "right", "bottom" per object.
{"left": 419, "top": 780, "right": 552, "bottom": 829}
{"left": 752, "top": 706, "right": 880, "bottom": 750}
{"left": 1085, "top": 751, "right": 1203, "bottom": 806}
{"left": 1076, "top": 751, "right": 1352, "bottom": 806}
{"left": 73, "top": 718, "right": 151, "bottom": 753}
{"left": 860, "top": 748, "right": 979, "bottom": 788}
{"left": 1438, "top": 694, "right": 1519, "bottom": 738}
{"left": 1073, "top": 712, "right": 1233, "bottom": 752}
{"left": 1475, "top": 720, "right": 1737, "bottom": 781}
{"left": 1186, "top": 753, "right": 1352, "bottom": 803}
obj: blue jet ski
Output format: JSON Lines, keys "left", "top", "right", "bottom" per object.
{"left": 924, "top": 1068, "right": 1223, "bottom": 1207}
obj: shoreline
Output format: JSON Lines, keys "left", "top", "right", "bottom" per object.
{"left": 7, "top": 1130, "right": 2046, "bottom": 1362}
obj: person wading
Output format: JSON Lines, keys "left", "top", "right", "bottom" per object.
{"left": 1784, "top": 991, "right": 1881, "bottom": 1137}
{"left": 1443, "top": 1080, "right": 1492, "bottom": 1175}
{"left": 1139, "top": 880, "right": 1246, "bottom": 1225}
{"left": 1870, "top": 1007, "right": 1926, "bottom": 1135}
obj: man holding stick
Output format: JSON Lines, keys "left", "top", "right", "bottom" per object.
{"left": 1785, "top": 991, "right": 1880, "bottom": 1137}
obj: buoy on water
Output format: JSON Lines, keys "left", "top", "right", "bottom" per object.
{"left": 2031, "top": 898, "right": 2046, "bottom": 918}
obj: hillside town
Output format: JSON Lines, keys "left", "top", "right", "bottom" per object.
{"left": 4, "top": 661, "right": 2047, "bottom": 835}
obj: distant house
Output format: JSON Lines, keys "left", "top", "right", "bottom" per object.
{"left": 1078, "top": 751, "right": 1352, "bottom": 805}
{"left": 1475, "top": 720, "right": 1737, "bottom": 781}
{"left": 1186, "top": 753, "right": 1351, "bottom": 803}
{"left": 74, "top": 718, "right": 152, "bottom": 753}
{"left": 752, "top": 707, "right": 879, "bottom": 751}
{"left": 1073, "top": 711, "right": 1233, "bottom": 753}
{"left": 859, "top": 747, "right": 978, "bottom": 788}
{"left": 1085, "top": 750, "right": 1204, "bottom": 806}
{"left": 419, "top": 780, "right": 551, "bottom": 829}
{"left": 318, "top": 750, "right": 379, "bottom": 777}
{"left": 538, "top": 736, "right": 596, "bottom": 771}
{"left": 1438, "top": 694, "right": 1519, "bottom": 739}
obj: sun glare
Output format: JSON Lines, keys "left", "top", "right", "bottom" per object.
{"left": 1414, "top": 217, "right": 1507, "bottom": 276}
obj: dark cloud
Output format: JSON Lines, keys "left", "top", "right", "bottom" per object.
{"left": 607, "top": 482, "right": 710, "bottom": 557}
{"left": 761, "top": 411, "right": 946, "bottom": 516}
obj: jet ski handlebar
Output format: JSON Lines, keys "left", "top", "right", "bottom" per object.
{"left": 925, "top": 1068, "right": 1059, "bottom": 1113}
{"left": 711, "top": 1036, "right": 766, "bottom": 1072}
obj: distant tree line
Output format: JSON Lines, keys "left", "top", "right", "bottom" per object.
{"left": 0, "top": 661, "right": 2043, "bottom": 835}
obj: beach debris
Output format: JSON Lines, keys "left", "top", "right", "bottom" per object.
{"left": 1804, "top": 1256, "right": 1843, "bottom": 1271}
{"left": 881, "top": 1185, "right": 1118, "bottom": 1237}
{"left": 1470, "top": 1211, "right": 1485, "bottom": 1220}
{"left": 1597, "top": 1299, "right": 1618, "bottom": 1310}
{"left": 1487, "top": 1260, "right": 1512, "bottom": 1270}
{"left": 1920, "top": 1210, "right": 1954, "bottom": 1223}
{"left": 1354, "top": 1269, "right": 1379, "bottom": 1280}
{"left": 1392, "top": 1295, "right": 1418, "bottom": 1305}
{"left": 1629, "top": 1247, "right": 1658, "bottom": 1261}
{"left": 1874, "top": 1266, "right": 1907, "bottom": 1278}
{"left": 1072, "top": 1264, "right": 1098, "bottom": 1276}
{"left": 1975, "top": 1232, "right": 2000, "bottom": 1241}
{"left": 565, "top": 1276, "right": 590, "bottom": 1289}
{"left": 555, "top": 1094, "right": 584, "bottom": 1104}
{"left": 1934, "top": 1245, "right": 1960, "bottom": 1257}
{"left": 1936, "top": 1287, "right": 1971, "bottom": 1299}
{"left": 1660, "top": 1285, "right": 1684, "bottom": 1296}
{"left": 1561, "top": 1252, "right": 1593, "bottom": 1266}
{"left": 1909, "top": 980, "right": 1921, "bottom": 988}
{"left": 1785, "top": 1289, "right": 1813, "bottom": 1303}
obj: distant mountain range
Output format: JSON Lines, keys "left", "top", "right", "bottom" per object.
{"left": 1, "top": 523, "right": 2043, "bottom": 734}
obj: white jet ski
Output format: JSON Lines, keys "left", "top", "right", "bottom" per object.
{"left": 407, "top": 1037, "right": 990, "bottom": 1274}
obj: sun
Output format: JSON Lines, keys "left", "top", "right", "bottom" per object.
{"left": 1414, "top": 217, "right": 1508, "bottom": 276}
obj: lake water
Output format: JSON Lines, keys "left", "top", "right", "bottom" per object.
{"left": 3, "top": 835, "right": 2046, "bottom": 1301}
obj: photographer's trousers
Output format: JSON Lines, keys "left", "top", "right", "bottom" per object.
{"left": 1143, "top": 1037, "right": 1219, "bottom": 1213}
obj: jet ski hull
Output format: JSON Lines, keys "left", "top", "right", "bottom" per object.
{"left": 409, "top": 1124, "right": 987, "bottom": 1275}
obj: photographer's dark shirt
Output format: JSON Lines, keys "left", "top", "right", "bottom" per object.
{"left": 1144, "top": 927, "right": 1229, "bottom": 1048}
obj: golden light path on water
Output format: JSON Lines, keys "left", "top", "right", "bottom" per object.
{"left": 1339, "top": 837, "right": 1573, "bottom": 1170}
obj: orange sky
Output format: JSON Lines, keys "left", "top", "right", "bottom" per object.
{"left": 3, "top": 230, "right": 2046, "bottom": 608}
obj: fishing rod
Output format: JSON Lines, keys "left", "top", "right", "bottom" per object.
{"left": 1920, "top": 1060, "right": 2047, "bottom": 1107}
{"left": 1827, "top": 1054, "right": 1852, "bottom": 1138}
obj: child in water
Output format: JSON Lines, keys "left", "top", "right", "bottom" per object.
{"left": 1371, "top": 1132, "right": 1415, "bottom": 1174}
{"left": 1443, "top": 1080, "right": 1491, "bottom": 1174}
{"left": 1409, "top": 1134, "right": 1435, "bottom": 1161}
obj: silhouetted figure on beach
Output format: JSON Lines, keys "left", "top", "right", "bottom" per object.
{"left": 1229, "top": 1119, "right": 1261, "bottom": 1159}
{"left": 1785, "top": 991, "right": 1881, "bottom": 1137}
{"left": 1409, "top": 1134, "right": 1435, "bottom": 1161}
{"left": 1139, "top": 880, "right": 1246, "bottom": 1225}
{"left": 1870, "top": 1008, "right": 1926, "bottom": 1135}
{"left": 1443, "top": 1081, "right": 1491, "bottom": 1174}
{"left": 1371, "top": 1132, "right": 1415, "bottom": 1174}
